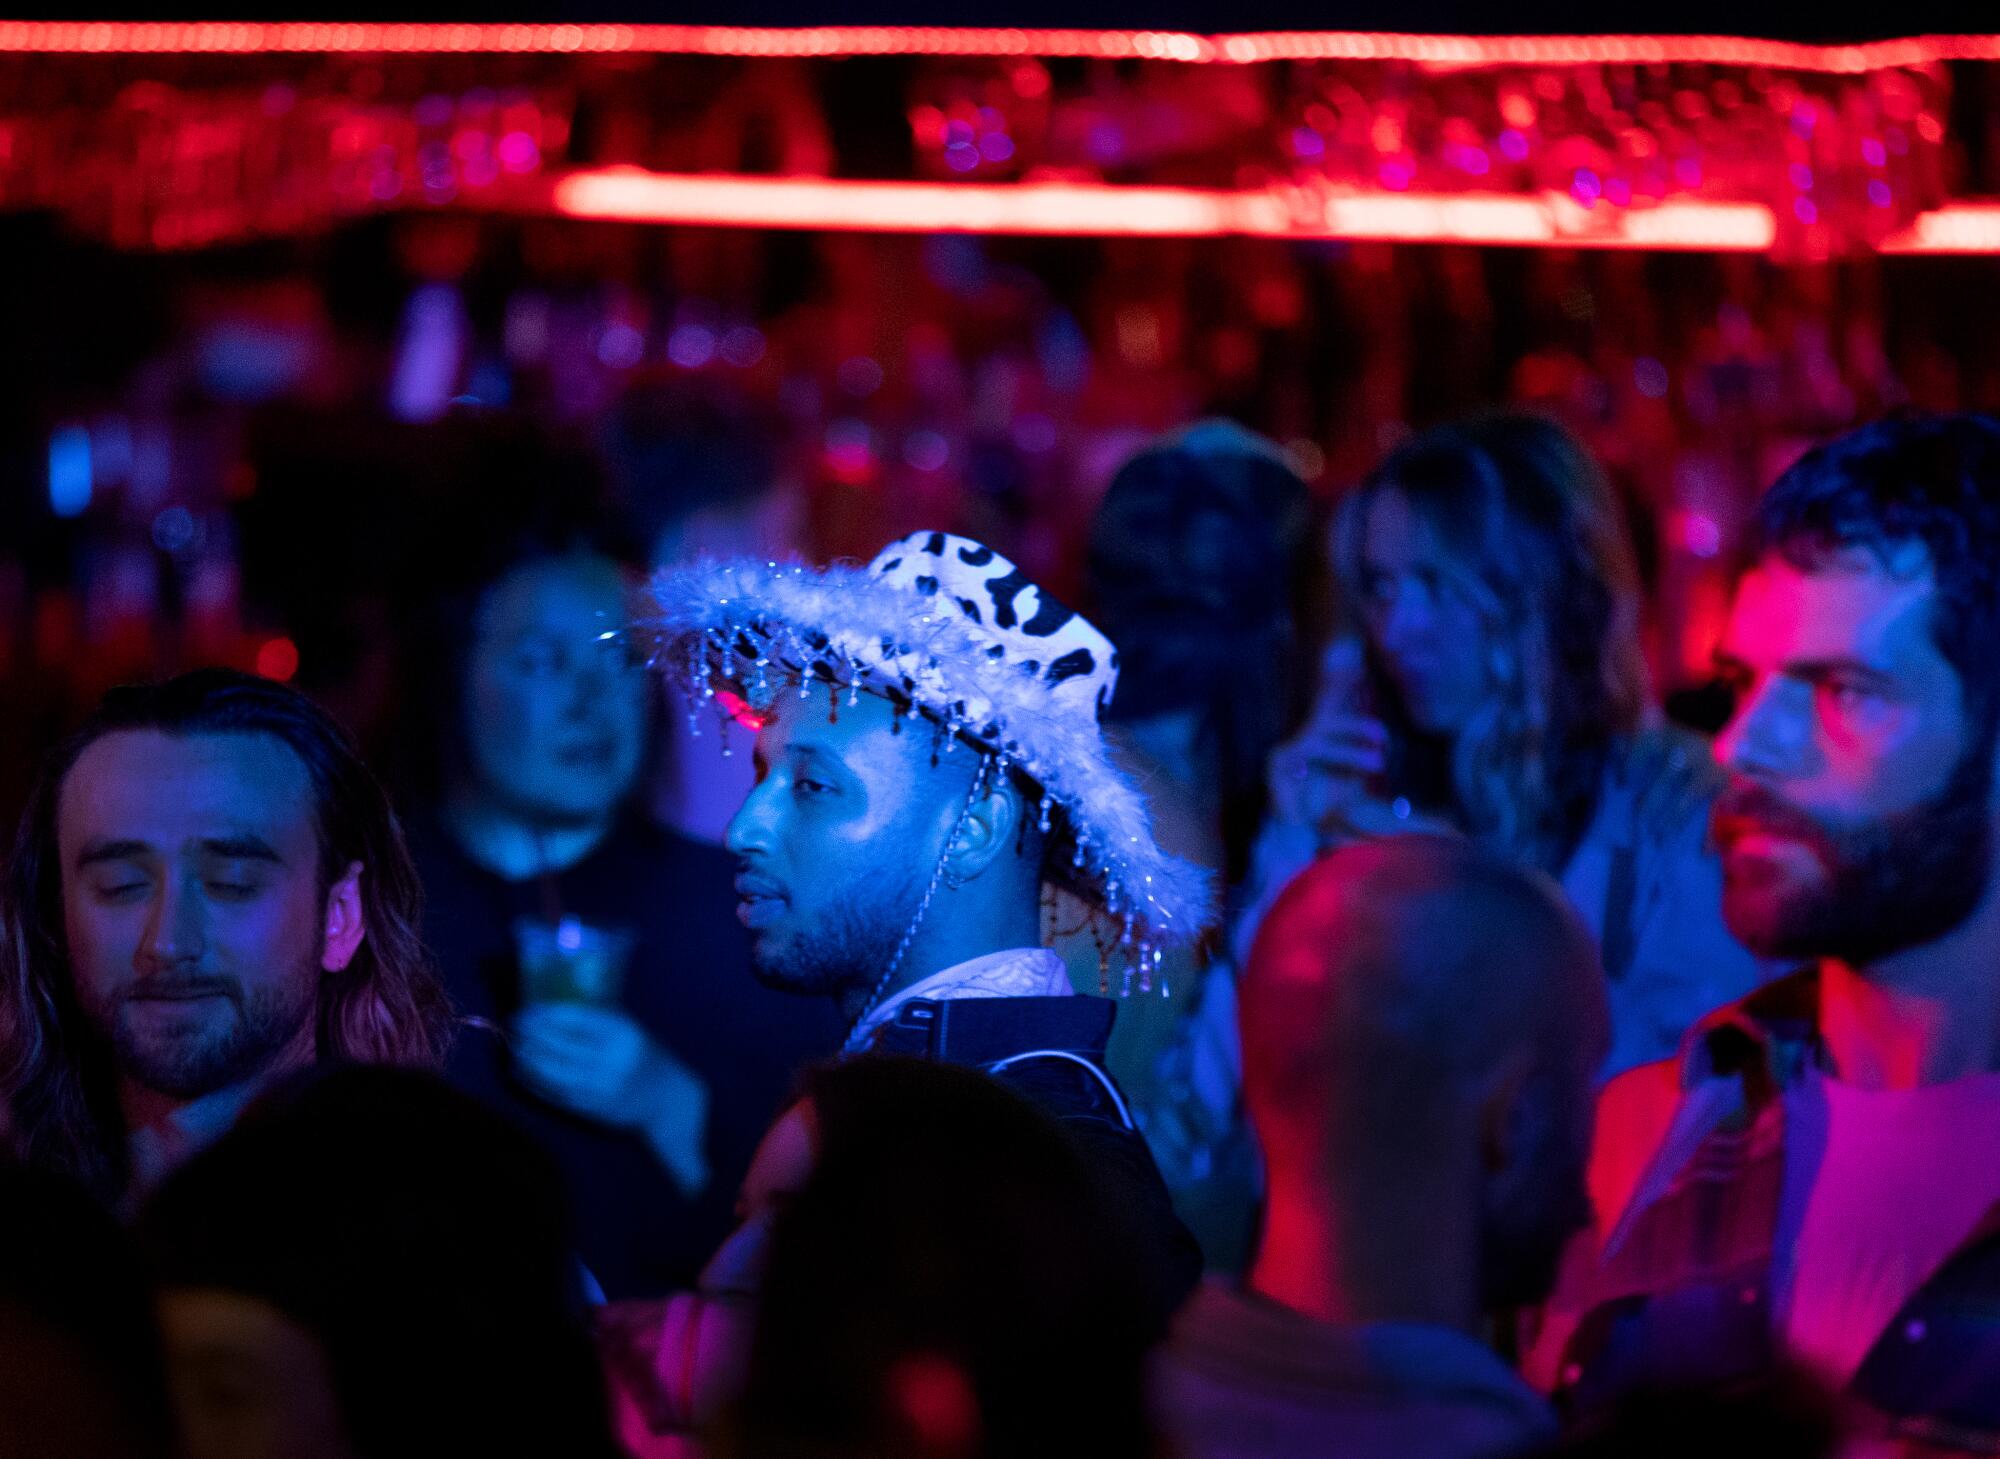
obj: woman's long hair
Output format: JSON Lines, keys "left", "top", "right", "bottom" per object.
{"left": 1087, "top": 421, "right": 1316, "bottom": 886}
{"left": 0, "top": 669, "right": 453, "bottom": 1202}
{"left": 1334, "top": 414, "right": 1649, "bottom": 871}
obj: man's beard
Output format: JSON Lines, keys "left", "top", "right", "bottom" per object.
{"left": 749, "top": 864, "right": 929, "bottom": 1003}
{"left": 1712, "top": 743, "right": 1995, "bottom": 967}
{"left": 81, "top": 968, "right": 319, "bottom": 1101}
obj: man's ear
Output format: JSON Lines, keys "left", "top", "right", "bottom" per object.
{"left": 941, "top": 770, "right": 1025, "bottom": 885}
{"left": 321, "top": 860, "right": 367, "bottom": 973}
{"left": 1478, "top": 1049, "right": 1536, "bottom": 1177}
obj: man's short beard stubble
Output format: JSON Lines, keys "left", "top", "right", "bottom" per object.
{"left": 80, "top": 964, "right": 320, "bottom": 1101}
{"left": 1714, "top": 736, "right": 1996, "bottom": 968}
{"left": 748, "top": 861, "right": 930, "bottom": 1001}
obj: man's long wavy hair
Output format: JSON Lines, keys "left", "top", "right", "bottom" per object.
{"left": 0, "top": 669, "right": 453, "bottom": 1202}
{"left": 1333, "top": 414, "right": 1650, "bottom": 872}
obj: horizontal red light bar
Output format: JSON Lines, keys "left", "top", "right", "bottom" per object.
{"left": 1879, "top": 204, "right": 2000, "bottom": 253}
{"left": 4, "top": 21, "right": 2000, "bottom": 70}
{"left": 1214, "top": 32, "right": 2000, "bottom": 69}
{"left": 0, "top": 22, "right": 1206, "bottom": 58}
{"left": 549, "top": 167, "right": 1780, "bottom": 250}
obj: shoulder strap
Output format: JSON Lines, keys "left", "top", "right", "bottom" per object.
{"left": 983, "top": 1049, "right": 1135, "bottom": 1131}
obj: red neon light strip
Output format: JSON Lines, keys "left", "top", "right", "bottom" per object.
{"left": 1214, "top": 32, "right": 2000, "bottom": 70}
{"left": 4, "top": 21, "right": 2000, "bottom": 70}
{"left": 0, "top": 22, "right": 1205, "bottom": 58}
{"left": 549, "top": 167, "right": 1780, "bottom": 250}
{"left": 1879, "top": 204, "right": 2000, "bottom": 254}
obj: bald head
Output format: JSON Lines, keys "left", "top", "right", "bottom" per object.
{"left": 1240, "top": 837, "right": 1609, "bottom": 1318}
{"left": 1243, "top": 837, "right": 1606, "bottom": 1169}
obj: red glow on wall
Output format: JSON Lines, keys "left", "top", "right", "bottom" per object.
{"left": 4, "top": 22, "right": 1995, "bottom": 256}
{"left": 254, "top": 635, "right": 300, "bottom": 682}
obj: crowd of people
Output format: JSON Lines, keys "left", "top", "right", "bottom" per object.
{"left": 3, "top": 400, "right": 2000, "bottom": 1459}
{"left": 16, "top": 216, "right": 2000, "bottom": 803}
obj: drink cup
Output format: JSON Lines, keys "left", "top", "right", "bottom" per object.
{"left": 513, "top": 916, "right": 634, "bottom": 1007}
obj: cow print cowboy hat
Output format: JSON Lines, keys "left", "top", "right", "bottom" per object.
{"left": 647, "top": 531, "right": 1216, "bottom": 977}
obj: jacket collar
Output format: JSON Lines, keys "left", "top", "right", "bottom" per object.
{"left": 845, "top": 946, "right": 1071, "bottom": 1053}
{"left": 867, "top": 992, "right": 1115, "bottom": 1068}
{"left": 1677, "top": 965, "right": 1823, "bottom": 1110}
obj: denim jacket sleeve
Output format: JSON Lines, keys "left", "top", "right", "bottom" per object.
{"left": 1568, "top": 727, "right": 1778, "bottom": 1079}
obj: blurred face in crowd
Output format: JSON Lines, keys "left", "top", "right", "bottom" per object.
{"left": 462, "top": 553, "right": 648, "bottom": 826}
{"left": 1712, "top": 549, "right": 1997, "bottom": 965}
{"left": 58, "top": 732, "right": 364, "bottom": 1103}
{"left": 1356, "top": 489, "right": 1491, "bottom": 736}
{"left": 724, "top": 679, "right": 970, "bottom": 998}
{"left": 156, "top": 1289, "right": 357, "bottom": 1459}
{"left": 699, "top": 1099, "right": 818, "bottom": 1296}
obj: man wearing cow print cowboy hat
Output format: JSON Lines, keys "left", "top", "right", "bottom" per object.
{"left": 647, "top": 528, "right": 1213, "bottom": 1310}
